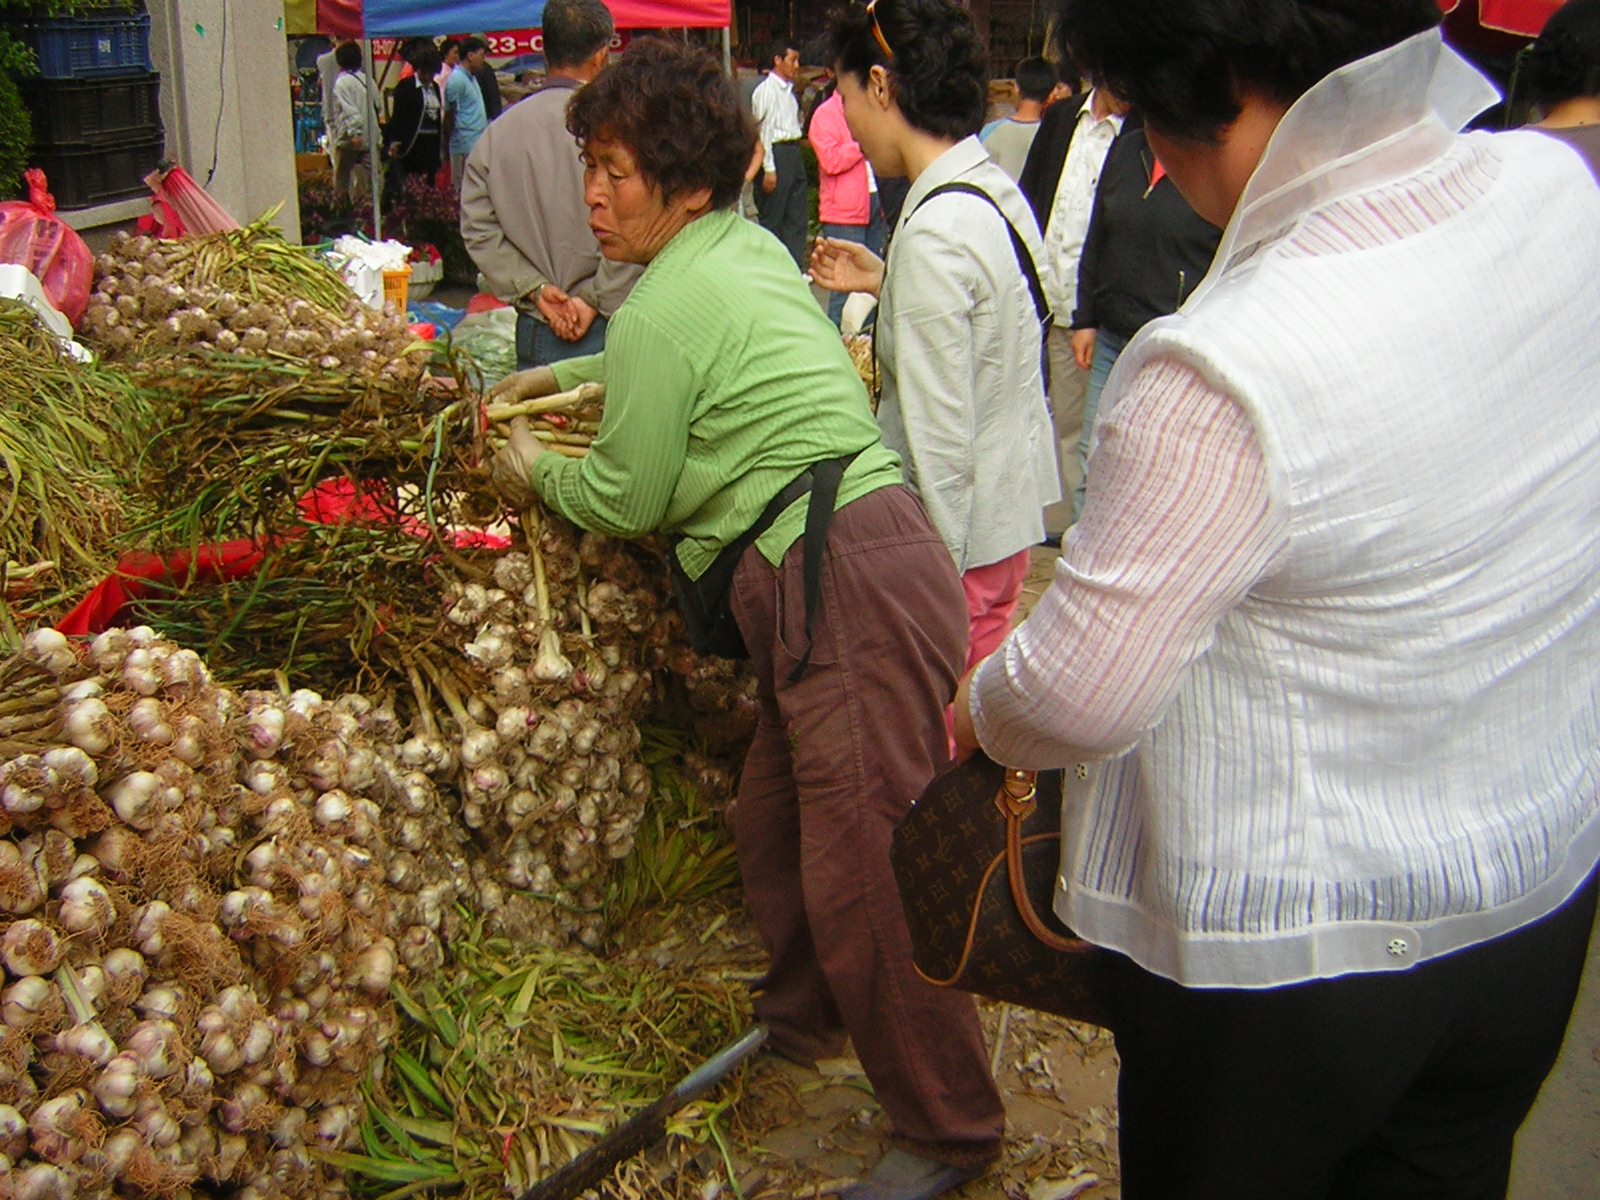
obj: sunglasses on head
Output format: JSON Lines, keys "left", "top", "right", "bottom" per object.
{"left": 865, "top": 0, "right": 894, "bottom": 59}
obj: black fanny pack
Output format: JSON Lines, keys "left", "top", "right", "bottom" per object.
{"left": 668, "top": 451, "right": 858, "bottom": 683}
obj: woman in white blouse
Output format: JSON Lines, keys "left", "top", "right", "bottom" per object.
{"left": 957, "top": 0, "right": 1600, "bottom": 1195}
{"left": 811, "top": 0, "right": 1058, "bottom": 674}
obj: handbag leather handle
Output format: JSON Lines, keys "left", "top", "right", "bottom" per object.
{"left": 994, "top": 769, "right": 1093, "bottom": 954}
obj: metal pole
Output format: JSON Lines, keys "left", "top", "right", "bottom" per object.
{"left": 367, "top": 38, "right": 383, "bottom": 240}
{"left": 722, "top": 24, "right": 732, "bottom": 74}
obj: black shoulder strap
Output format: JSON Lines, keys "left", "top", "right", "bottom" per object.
{"left": 788, "top": 450, "right": 858, "bottom": 684}
{"left": 912, "top": 181, "right": 1053, "bottom": 332}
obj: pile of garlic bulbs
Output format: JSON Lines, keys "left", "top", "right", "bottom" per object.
{"left": 79, "top": 232, "right": 416, "bottom": 375}
{"left": 415, "top": 518, "right": 668, "bottom": 951}
{"left": 0, "top": 628, "right": 465, "bottom": 1200}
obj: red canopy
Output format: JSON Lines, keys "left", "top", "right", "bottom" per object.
{"left": 292, "top": 0, "right": 730, "bottom": 39}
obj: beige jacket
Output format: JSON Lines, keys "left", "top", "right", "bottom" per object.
{"left": 459, "top": 76, "right": 640, "bottom": 317}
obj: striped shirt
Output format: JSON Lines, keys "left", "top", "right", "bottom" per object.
{"left": 533, "top": 209, "right": 902, "bottom": 581}
{"left": 970, "top": 31, "right": 1600, "bottom": 987}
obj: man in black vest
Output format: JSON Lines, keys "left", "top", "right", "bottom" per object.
{"left": 1017, "top": 81, "right": 1130, "bottom": 537}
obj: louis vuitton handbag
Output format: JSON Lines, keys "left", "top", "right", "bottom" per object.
{"left": 890, "top": 753, "right": 1113, "bottom": 1029}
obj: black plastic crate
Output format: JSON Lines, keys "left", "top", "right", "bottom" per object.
{"left": 14, "top": 14, "right": 153, "bottom": 78}
{"left": 18, "top": 72, "right": 161, "bottom": 147}
{"left": 31, "top": 131, "right": 164, "bottom": 210}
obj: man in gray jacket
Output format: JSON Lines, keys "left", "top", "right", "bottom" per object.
{"left": 459, "top": 0, "right": 639, "bottom": 369}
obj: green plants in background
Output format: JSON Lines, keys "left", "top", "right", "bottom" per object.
{"left": 389, "top": 173, "right": 476, "bottom": 285}
{"left": 0, "top": 71, "right": 29, "bottom": 196}
{"left": 297, "top": 174, "right": 475, "bottom": 285}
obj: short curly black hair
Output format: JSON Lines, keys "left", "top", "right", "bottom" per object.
{"left": 1059, "top": 0, "right": 1443, "bottom": 143}
{"left": 826, "top": 0, "right": 988, "bottom": 141}
{"left": 566, "top": 39, "right": 755, "bottom": 211}
{"left": 1527, "top": 0, "right": 1600, "bottom": 107}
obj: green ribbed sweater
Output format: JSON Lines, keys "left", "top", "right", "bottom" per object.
{"left": 532, "top": 209, "right": 903, "bottom": 579}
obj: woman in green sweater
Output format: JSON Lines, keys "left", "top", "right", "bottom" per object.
{"left": 488, "top": 39, "right": 1003, "bottom": 1200}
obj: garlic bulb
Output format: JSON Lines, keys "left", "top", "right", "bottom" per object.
{"left": 120, "top": 646, "right": 163, "bottom": 696}
{"left": 52, "top": 1022, "right": 115, "bottom": 1067}
{"left": 244, "top": 703, "right": 286, "bottom": 759}
{"left": 56, "top": 876, "right": 114, "bottom": 939}
{"left": 346, "top": 941, "right": 397, "bottom": 997}
{"left": 127, "top": 696, "right": 174, "bottom": 745}
{"left": 28, "top": 1089, "right": 89, "bottom": 1163}
{"left": 12, "top": 1161, "right": 73, "bottom": 1200}
{"left": 99, "top": 947, "right": 148, "bottom": 1005}
{"left": 60, "top": 694, "right": 113, "bottom": 761}
{"left": 129, "top": 901, "right": 173, "bottom": 959}
{"left": 0, "top": 1101, "right": 25, "bottom": 1154}
{"left": 104, "top": 771, "right": 163, "bottom": 830}
{"left": 0, "top": 756, "right": 50, "bottom": 817}
{"left": 125, "top": 1019, "right": 183, "bottom": 1080}
{"left": 20, "top": 628, "right": 76, "bottom": 677}
{"left": 40, "top": 747, "right": 96, "bottom": 791}
{"left": 532, "top": 627, "right": 575, "bottom": 682}
{"left": 0, "top": 840, "right": 45, "bottom": 914}
{"left": 2, "top": 918, "right": 64, "bottom": 976}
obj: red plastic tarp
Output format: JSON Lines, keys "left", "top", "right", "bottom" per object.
{"left": 56, "top": 479, "right": 509, "bottom": 636}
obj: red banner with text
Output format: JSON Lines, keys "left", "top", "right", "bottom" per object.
{"left": 369, "top": 29, "right": 631, "bottom": 63}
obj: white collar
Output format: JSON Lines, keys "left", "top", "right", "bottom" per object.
{"left": 1077, "top": 89, "right": 1124, "bottom": 131}
{"left": 900, "top": 136, "right": 991, "bottom": 229}
{"left": 1186, "top": 29, "right": 1498, "bottom": 308}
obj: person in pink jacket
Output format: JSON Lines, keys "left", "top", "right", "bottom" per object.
{"left": 809, "top": 85, "right": 874, "bottom": 326}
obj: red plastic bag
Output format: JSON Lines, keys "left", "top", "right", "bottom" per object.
{"left": 0, "top": 169, "right": 93, "bottom": 326}
{"left": 137, "top": 196, "right": 186, "bottom": 240}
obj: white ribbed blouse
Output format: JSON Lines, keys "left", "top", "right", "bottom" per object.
{"left": 970, "top": 31, "right": 1600, "bottom": 987}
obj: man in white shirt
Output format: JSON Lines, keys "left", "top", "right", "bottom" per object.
{"left": 317, "top": 43, "right": 340, "bottom": 150}
{"left": 750, "top": 40, "right": 808, "bottom": 268}
{"left": 1017, "top": 83, "right": 1127, "bottom": 536}
{"left": 329, "top": 42, "right": 375, "bottom": 201}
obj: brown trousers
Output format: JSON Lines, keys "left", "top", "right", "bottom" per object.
{"left": 333, "top": 142, "right": 369, "bottom": 201}
{"left": 728, "top": 485, "right": 1006, "bottom": 1168}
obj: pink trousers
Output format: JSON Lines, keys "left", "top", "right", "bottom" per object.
{"left": 961, "top": 548, "right": 1033, "bottom": 670}
{"left": 946, "top": 548, "right": 1033, "bottom": 748}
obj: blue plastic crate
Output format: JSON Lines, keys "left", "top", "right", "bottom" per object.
{"left": 18, "top": 14, "right": 153, "bottom": 79}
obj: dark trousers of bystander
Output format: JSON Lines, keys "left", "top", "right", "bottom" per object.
{"left": 1109, "top": 867, "right": 1600, "bottom": 1200}
{"left": 514, "top": 312, "right": 609, "bottom": 371}
{"left": 819, "top": 222, "right": 867, "bottom": 327}
{"left": 755, "top": 141, "right": 810, "bottom": 271}
{"left": 728, "top": 484, "right": 1007, "bottom": 1170}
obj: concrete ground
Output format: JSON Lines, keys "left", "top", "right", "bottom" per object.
{"left": 1509, "top": 900, "right": 1600, "bottom": 1198}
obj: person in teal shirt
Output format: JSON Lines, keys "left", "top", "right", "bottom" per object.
{"left": 445, "top": 36, "right": 490, "bottom": 179}
{"left": 489, "top": 38, "right": 1005, "bottom": 1200}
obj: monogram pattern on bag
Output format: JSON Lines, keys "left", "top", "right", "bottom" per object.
{"left": 892, "top": 759, "right": 1112, "bottom": 1028}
